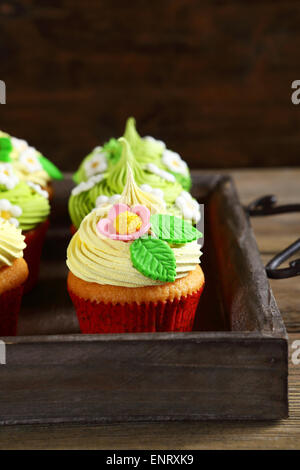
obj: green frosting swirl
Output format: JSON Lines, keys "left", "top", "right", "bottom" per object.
{"left": 106, "top": 137, "right": 144, "bottom": 193}
{"left": 0, "top": 182, "right": 50, "bottom": 231}
{"left": 69, "top": 138, "right": 183, "bottom": 229}
{"left": 123, "top": 118, "right": 191, "bottom": 191}
{"left": 123, "top": 117, "right": 163, "bottom": 165}
{"left": 69, "top": 188, "right": 94, "bottom": 230}
{"left": 69, "top": 118, "right": 194, "bottom": 228}
{"left": 72, "top": 117, "right": 191, "bottom": 190}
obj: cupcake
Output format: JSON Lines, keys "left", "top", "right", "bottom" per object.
{"left": 69, "top": 137, "right": 200, "bottom": 232}
{"left": 67, "top": 167, "right": 204, "bottom": 334}
{"left": 73, "top": 117, "right": 191, "bottom": 191}
{"left": 0, "top": 163, "right": 50, "bottom": 291}
{"left": 0, "top": 130, "right": 63, "bottom": 198}
{"left": 0, "top": 221, "right": 29, "bottom": 335}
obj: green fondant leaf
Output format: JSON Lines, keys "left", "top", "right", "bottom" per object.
{"left": 130, "top": 237, "right": 176, "bottom": 283}
{"left": 38, "top": 155, "right": 63, "bottom": 180}
{"left": 72, "top": 171, "right": 80, "bottom": 184}
{"left": 0, "top": 137, "right": 12, "bottom": 162}
{"left": 0, "top": 151, "right": 12, "bottom": 162}
{"left": 170, "top": 171, "right": 191, "bottom": 191}
{"left": 103, "top": 138, "right": 122, "bottom": 164}
{"left": 0, "top": 137, "right": 12, "bottom": 150}
{"left": 150, "top": 214, "right": 202, "bottom": 244}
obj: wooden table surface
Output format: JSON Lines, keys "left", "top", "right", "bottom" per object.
{"left": 0, "top": 168, "right": 299, "bottom": 450}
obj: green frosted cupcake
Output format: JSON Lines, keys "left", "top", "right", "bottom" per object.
{"left": 0, "top": 162, "right": 51, "bottom": 291}
{"left": 73, "top": 117, "right": 192, "bottom": 192}
{"left": 0, "top": 130, "right": 62, "bottom": 198}
{"left": 69, "top": 138, "right": 200, "bottom": 230}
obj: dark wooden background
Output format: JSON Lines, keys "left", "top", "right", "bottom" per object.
{"left": 1, "top": 0, "right": 300, "bottom": 170}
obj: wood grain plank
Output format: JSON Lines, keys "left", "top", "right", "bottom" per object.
{"left": 0, "top": 331, "right": 296, "bottom": 450}
{"left": 0, "top": 328, "right": 297, "bottom": 450}
{"left": 1, "top": 1, "right": 300, "bottom": 168}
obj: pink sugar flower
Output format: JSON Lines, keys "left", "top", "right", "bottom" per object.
{"left": 97, "top": 203, "right": 151, "bottom": 241}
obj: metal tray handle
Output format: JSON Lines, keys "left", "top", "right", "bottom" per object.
{"left": 246, "top": 195, "right": 300, "bottom": 279}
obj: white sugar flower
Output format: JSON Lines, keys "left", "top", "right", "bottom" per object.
{"left": 145, "top": 163, "right": 175, "bottom": 183}
{"left": 0, "top": 163, "right": 19, "bottom": 190}
{"left": 71, "top": 174, "right": 105, "bottom": 196}
{"left": 84, "top": 149, "right": 108, "bottom": 178}
{"left": 95, "top": 195, "right": 109, "bottom": 206}
{"left": 140, "top": 184, "right": 166, "bottom": 207}
{"left": 11, "top": 137, "right": 29, "bottom": 154}
{"left": 27, "top": 181, "right": 49, "bottom": 199}
{"left": 144, "top": 136, "right": 166, "bottom": 149}
{"left": 175, "top": 191, "right": 201, "bottom": 223}
{"left": 109, "top": 194, "right": 122, "bottom": 204}
{"left": 19, "top": 147, "right": 43, "bottom": 173}
{"left": 162, "top": 149, "right": 188, "bottom": 176}
{"left": 88, "top": 174, "right": 105, "bottom": 185}
{"left": 95, "top": 194, "right": 121, "bottom": 209}
{"left": 0, "top": 199, "right": 22, "bottom": 227}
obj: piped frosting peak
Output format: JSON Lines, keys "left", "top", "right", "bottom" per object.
{"left": 106, "top": 137, "right": 144, "bottom": 193}
{"left": 123, "top": 117, "right": 164, "bottom": 165}
{"left": 117, "top": 164, "right": 166, "bottom": 215}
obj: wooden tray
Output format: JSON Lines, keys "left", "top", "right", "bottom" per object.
{"left": 0, "top": 173, "right": 288, "bottom": 424}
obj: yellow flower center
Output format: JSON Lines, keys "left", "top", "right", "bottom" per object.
{"left": 113, "top": 211, "right": 142, "bottom": 235}
{"left": 27, "top": 158, "right": 35, "bottom": 164}
{"left": 3, "top": 170, "right": 9, "bottom": 176}
{"left": 172, "top": 159, "right": 180, "bottom": 167}
{"left": 92, "top": 162, "right": 99, "bottom": 169}
{"left": 0, "top": 210, "right": 11, "bottom": 220}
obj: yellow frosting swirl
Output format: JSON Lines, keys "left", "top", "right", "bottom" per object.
{"left": 118, "top": 164, "right": 166, "bottom": 214}
{"left": 0, "top": 221, "right": 26, "bottom": 267}
{"left": 67, "top": 209, "right": 201, "bottom": 287}
{"left": 82, "top": 164, "right": 166, "bottom": 223}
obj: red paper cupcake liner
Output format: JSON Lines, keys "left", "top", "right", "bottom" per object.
{"left": 0, "top": 284, "right": 24, "bottom": 336}
{"left": 23, "top": 219, "right": 50, "bottom": 293}
{"left": 68, "top": 286, "right": 204, "bottom": 334}
{"left": 70, "top": 224, "right": 77, "bottom": 235}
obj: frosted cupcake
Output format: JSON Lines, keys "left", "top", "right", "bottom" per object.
{"left": 67, "top": 168, "right": 204, "bottom": 334}
{"left": 0, "top": 163, "right": 50, "bottom": 291}
{"left": 0, "top": 131, "right": 63, "bottom": 198}
{"left": 69, "top": 137, "right": 200, "bottom": 232}
{"left": 0, "top": 222, "right": 29, "bottom": 335}
{"left": 73, "top": 117, "right": 191, "bottom": 191}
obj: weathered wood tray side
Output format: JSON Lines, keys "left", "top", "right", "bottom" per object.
{"left": 0, "top": 174, "right": 288, "bottom": 424}
{"left": 205, "top": 176, "right": 287, "bottom": 335}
